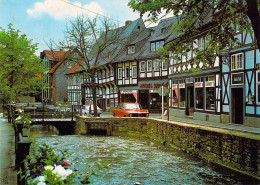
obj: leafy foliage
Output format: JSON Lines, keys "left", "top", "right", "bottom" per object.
{"left": 0, "top": 24, "right": 44, "bottom": 104}
{"left": 129, "top": 0, "right": 260, "bottom": 66}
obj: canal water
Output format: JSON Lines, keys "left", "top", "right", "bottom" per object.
{"left": 28, "top": 125, "right": 258, "bottom": 185}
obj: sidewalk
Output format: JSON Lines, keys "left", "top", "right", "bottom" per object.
{"left": 101, "top": 112, "right": 260, "bottom": 135}
{"left": 0, "top": 117, "right": 17, "bottom": 185}
{"left": 150, "top": 113, "right": 260, "bottom": 135}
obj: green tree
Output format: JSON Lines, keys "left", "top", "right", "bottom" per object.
{"left": 0, "top": 24, "right": 44, "bottom": 104}
{"left": 129, "top": 0, "right": 260, "bottom": 65}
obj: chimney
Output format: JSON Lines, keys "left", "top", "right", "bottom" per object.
{"left": 125, "top": 20, "right": 132, "bottom": 26}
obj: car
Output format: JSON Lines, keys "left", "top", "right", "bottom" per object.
{"left": 112, "top": 102, "right": 149, "bottom": 117}
{"left": 82, "top": 105, "right": 103, "bottom": 116}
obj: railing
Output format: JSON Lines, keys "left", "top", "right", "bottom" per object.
{"left": 15, "top": 123, "right": 32, "bottom": 185}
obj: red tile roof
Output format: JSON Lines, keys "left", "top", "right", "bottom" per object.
{"left": 43, "top": 50, "right": 68, "bottom": 61}
{"left": 48, "top": 51, "right": 70, "bottom": 74}
{"left": 66, "top": 60, "right": 84, "bottom": 75}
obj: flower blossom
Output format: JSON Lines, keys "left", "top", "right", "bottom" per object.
{"left": 44, "top": 165, "right": 54, "bottom": 171}
{"left": 33, "top": 175, "right": 46, "bottom": 185}
{"left": 52, "top": 165, "right": 72, "bottom": 180}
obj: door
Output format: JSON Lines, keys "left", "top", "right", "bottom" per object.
{"left": 186, "top": 86, "right": 194, "bottom": 116}
{"left": 139, "top": 91, "right": 149, "bottom": 109}
{"left": 231, "top": 88, "right": 244, "bottom": 124}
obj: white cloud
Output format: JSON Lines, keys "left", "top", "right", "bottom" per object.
{"left": 27, "top": 0, "right": 104, "bottom": 20}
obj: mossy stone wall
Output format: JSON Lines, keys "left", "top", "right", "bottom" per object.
{"left": 75, "top": 117, "right": 260, "bottom": 179}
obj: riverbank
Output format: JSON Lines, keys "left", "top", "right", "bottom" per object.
{"left": 76, "top": 116, "right": 260, "bottom": 180}
{"left": 0, "top": 117, "right": 17, "bottom": 185}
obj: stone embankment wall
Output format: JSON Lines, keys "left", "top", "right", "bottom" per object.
{"left": 75, "top": 116, "right": 260, "bottom": 179}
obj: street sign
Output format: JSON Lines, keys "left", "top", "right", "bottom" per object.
{"left": 158, "top": 86, "right": 168, "bottom": 96}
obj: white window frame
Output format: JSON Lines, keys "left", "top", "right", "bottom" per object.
{"left": 231, "top": 53, "right": 243, "bottom": 71}
{"left": 128, "top": 46, "right": 135, "bottom": 54}
{"left": 147, "top": 60, "right": 153, "bottom": 71}
{"left": 118, "top": 68, "right": 122, "bottom": 79}
{"left": 140, "top": 61, "right": 146, "bottom": 72}
{"left": 125, "top": 67, "right": 130, "bottom": 79}
{"left": 132, "top": 66, "right": 137, "bottom": 78}
{"left": 257, "top": 71, "right": 260, "bottom": 104}
{"left": 151, "top": 42, "right": 155, "bottom": 51}
{"left": 162, "top": 59, "right": 168, "bottom": 70}
{"left": 154, "top": 59, "right": 160, "bottom": 71}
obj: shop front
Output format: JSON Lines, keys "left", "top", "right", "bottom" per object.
{"left": 169, "top": 74, "right": 221, "bottom": 121}
{"left": 138, "top": 80, "right": 168, "bottom": 113}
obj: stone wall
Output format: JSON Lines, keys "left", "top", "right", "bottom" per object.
{"left": 75, "top": 116, "right": 260, "bottom": 179}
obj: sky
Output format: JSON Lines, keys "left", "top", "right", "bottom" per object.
{"left": 0, "top": 0, "right": 171, "bottom": 56}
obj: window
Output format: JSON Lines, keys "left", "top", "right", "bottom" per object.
{"left": 111, "top": 68, "right": 114, "bottom": 76}
{"left": 162, "top": 59, "right": 168, "bottom": 70}
{"left": 179, "top": 86, "right": 185, "bottom": 107}
{"left": 151, "top": 43, "right": 155, "bottom": 51}
{"left": 147, "top": 60, "right": 152, "bottom": 71}
{"left": 128, "top": 46, "right": 135, "bottom": 54}
{"left": 172, "top": 83, "right": 178, "bottom": 107}
{"left": 102, "top": 70, "right": 105, "bottom": 78}
{"left": 151, "top": 41, "right": 164, "bottom": 51}
{"left": 231, "top": 53, "right": 243, "bottom": 70}
{"left": 132, "top": 66, "right": 137, "bottom": 78}
{"left": 198, "top": 37, "right": 205, "bottom": 50}
{"left": 118, "top": 68, "right": 122, "bottom": 79}
{"left": 206, "top": 87, "right": 215, "bottom": 110}
{"left": 106, "top": 69, "right": 110, "bottom": 78}
{"left": 160, "top": 41, "right": 164, "bottom": 48}
{"left": 195, "top": 88, "right": 204, "bottom": 109}
{"left": 125, "top": 67, "right": 130, "bottom": 79}
{"left": 257, "top": 71, "right": 260, "bottom": 103}
{"left": 140, "top": 61, "right": 146, "bottom": 72}
{"left": 154, "top": 60, "right": 160, "bottom": 71}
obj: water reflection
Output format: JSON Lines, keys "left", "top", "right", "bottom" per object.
{"left": 30, "top": 127, "right": 258, "bottom": 185}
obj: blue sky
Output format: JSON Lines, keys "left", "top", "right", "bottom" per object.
{"left": 0, "top": 0, "right": 164, "bottom": 56}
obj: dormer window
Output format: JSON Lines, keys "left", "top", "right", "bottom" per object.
{"left": 150, "top": 40, "right": 164, "bottom": 51}
{"left": 128, "top": 45, "right": 135, "bottom": 54}
{"left": 161, "top": 28, "right": 166, "bottom": 33}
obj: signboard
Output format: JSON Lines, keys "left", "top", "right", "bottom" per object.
{"left": 120, "top": 90, "right": 138, "bottom": 94}
{"left": 158, "top": 86, "right": 168, "bottom": 96}
{"left": 232, "top": 72, "right": 244, "bottom": 85}
{"left": 179, "top": 84, "right": 185, "bottom": 88}
{"left": 205, "top": 82, "right": 215, "bottom": 87}
{"left": 195, "top": 82, "right": 203, "bottom": 88}
{"left": 139, "top": 81, "right": 168, "bottom": 89}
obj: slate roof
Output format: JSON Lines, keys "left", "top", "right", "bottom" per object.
{"left": 89, "top": 18, "right": 146, "bottom": 67}
{"left": 135, "top": 17, "right": 178, "bottom": 60}
{"left": 48, "top": 51, "right": 70, "bottom": 74}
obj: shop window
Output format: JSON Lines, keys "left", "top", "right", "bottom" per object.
{"left": 231, "top": 53, "right": 243, "bottom": 70}
{"left": 147, "top": 60, "right": 152, "bottom": 71}
{"left": 154, "top": 60, "right": 160, "bottom": 71}
{"left": 179, "top": 87, "right": 185, "bottom": 107}
{"left": 195, "top": 88, "right": 204, "bottom": 109}
{"left": 118, "top": 68, "right": 122, "bottom": 79}
{"left": 206, "top": 87, "right": 215, "bottom": 110}
{"left": 172, "top": 86, "right": 178, "bottom": 107}
{"left": 132, "top": 66, "right": 137, "bottom": 78}
{"left": 140, "top": 61, "right": 146, "bottom": 72}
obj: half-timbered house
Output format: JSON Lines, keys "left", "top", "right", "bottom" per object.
{"left": 129, "top": 17, "right": 176, "bottom": 112}
{"left": 221, "top": 26, "right": 260, "bottom": 127}
{"left": 167, "top": 16, "right": 222, "bottom": 122}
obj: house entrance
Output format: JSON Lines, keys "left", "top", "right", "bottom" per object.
{"left": 139, "top": 90, "right": 149, "bottom": 109}
{"left": 231, "top": 88, "right": 244, "bottom": 124}
{"left": 186, "top": 86, "right": 194, "bottom": 116}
